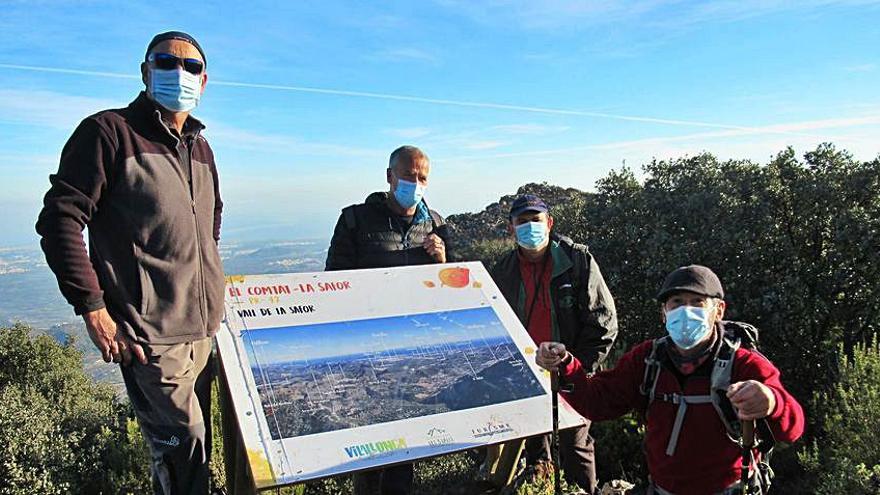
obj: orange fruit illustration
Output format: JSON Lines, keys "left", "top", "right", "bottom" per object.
{"left": 439, "top": 267, "right": 470, "bottom": 288}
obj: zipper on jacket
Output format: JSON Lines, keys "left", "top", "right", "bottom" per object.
{"left": 397, "top": 216, "right": 412, "bottom": 264}
{"left": 181, "top": 136, "right": 208, "bottom": 331}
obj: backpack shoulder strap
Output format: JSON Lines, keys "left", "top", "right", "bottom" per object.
{"left": 711, "top": 334, "right": 740, "bottom": 390}
{"left": 429, "top": 209, "right": 443, "bottom": 227}
{"left": 640, "top": 337, "right": 666, "bottom": 403}
{"left": 721, "top": 320, "right": 760, "bottom": 349}
{"left": 342, "top": 204, "right": 359, "bottom": 232}
{"left": 710, "top": 335, "right": 743, "bottom": 439}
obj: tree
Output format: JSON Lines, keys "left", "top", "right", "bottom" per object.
{"left": 475, "top": 145, "right": 880, "bottom": 489}
{"left": 798, "top": 338, "right": 880, "bottom": 494}
{"left": 0, "top": 324, "right": 150, "bottom": 494}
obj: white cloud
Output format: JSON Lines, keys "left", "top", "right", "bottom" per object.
{"left": 0, "top": 63, "right": 818, "bottom": 134}
{"left": 0, "top": 89, "right": 121, "bottom": 130}
{"left": 0, "top": 152, "right": 56, "bottom": 170}
{"left": 385, "top": 127, "right": 432, "bottom": 139}
{"left": 463, "top": 140, "right": 508, "bottom": 150}
{"left": 341, "top": 14, "right": 408, "bottom": 30}
{"left": 203, "top": 121, "right": 385, "bottom": 159}
{"left": 367, "top": 47, "right": 441, "bottom": 65}
{"left": 439, "top": 113, "right": 880, "bottom": 163}
{"left": 490, "top": 123, "right": 570, "bottom": 135}
{"left": 439, "top": 0, "right": 880, "bottom": 31}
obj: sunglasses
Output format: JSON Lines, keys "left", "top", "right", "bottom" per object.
{"left": 148, "top": 53, "right": 204, "bottom": 75}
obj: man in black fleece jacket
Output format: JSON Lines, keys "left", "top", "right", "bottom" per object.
{"left": 36, "top": 31, "right": 224, "bottom": 495}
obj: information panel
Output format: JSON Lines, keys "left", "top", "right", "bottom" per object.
{"left": 217, "top": 262, "right": 585, "bottom": 489}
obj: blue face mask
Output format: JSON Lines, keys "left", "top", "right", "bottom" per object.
{"left": 515, "top": 221, "right": 548, "bottom": 250}
{"left": 149, "top": 68, "right": 202, "bottom": 112}
{"left": 664, "top": 305, "right": 714, "bottom": 350}
{"left": 393, "top": 176, "right": 426, "bottom": 209}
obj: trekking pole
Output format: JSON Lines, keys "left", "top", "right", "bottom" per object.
{"left": 741, "top": 420, "right": 755, "bottom": 495}
{"left": 551, "top": 369, "right": 562, "bottom": 495}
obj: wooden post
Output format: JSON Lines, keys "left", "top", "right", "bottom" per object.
{"left": 487, "top": 440, "right": 526, "bottom": 487}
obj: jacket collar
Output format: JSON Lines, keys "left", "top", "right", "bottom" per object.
{"left": 365, "top": 191, "right": 390, "bottom": 205}
{"left": 548, "top": 239, "right": 573, "bottom": 277}
{"left": 130, "top": 91, "right": 205, "bottom": 141}
{"left": 516, "top": 238, "right": 573, "bottom": 279}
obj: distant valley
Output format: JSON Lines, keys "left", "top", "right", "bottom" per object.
{"left": 0, "top": 238, "right": 329, "bottom": 387}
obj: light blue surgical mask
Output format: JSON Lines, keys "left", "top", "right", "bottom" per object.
{"left": 393, "top": 176, "right": 426, "bottom": 209}
{"left": 149, "top": 68, "right": 202, "bottom": 113}
{"left": 515, "top": 221, "right": 548, "bottom": 250}
{"left": 665, "top": 305, "right": 714, "bottom": 350}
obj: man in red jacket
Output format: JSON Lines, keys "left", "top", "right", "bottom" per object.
{"left": 536, "top": 265, "right": 805, "bottom": 495}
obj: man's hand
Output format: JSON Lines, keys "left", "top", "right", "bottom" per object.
{"left": 423, "top": 233, "right": 446, "bottom": 263}
{"left": 82, "top": 309, "right": 147, "bottom": 366}
{"left": 536, "top": 341, "right": 569, "bottom": 372}
{"left": 727, "top": 380, "right": 776, "bottom": 420}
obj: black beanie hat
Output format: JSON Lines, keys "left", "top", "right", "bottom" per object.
{"left": 656, "top": 265, "right": 724, "bottom": 302}
{"left": 145, "top": 31, "right": 206, "bottom": 65}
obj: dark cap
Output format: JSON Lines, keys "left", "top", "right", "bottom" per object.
{"left": 656, "top": 265, "right": 724, "bottom": 302}
{"left": 509, "top": 194, "right": 549, "bottom": 218}
{"left": 145, "top": 31, "right": 206, "bottom": 65}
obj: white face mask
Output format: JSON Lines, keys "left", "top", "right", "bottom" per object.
{"left": 393, "top": 174, "right": 426, "bottom": 209}
{"left": 665, "top": 304, "right": 715, "bottom": 350}
{"left": 515, "top": 221, "right": 548, "bottom": 250}
{"left": 149, "top": 68, "right": 201, "bottom": 112}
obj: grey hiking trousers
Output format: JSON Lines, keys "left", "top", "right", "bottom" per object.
{"left": 121, "top": 337, "right": 213, "bottom": 495}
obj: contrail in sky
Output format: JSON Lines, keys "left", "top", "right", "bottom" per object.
{"left": 0, "top": 62, "right": 820, "bottom": 136}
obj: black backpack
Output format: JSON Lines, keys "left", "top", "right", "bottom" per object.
{"left": 639, "top": 321, "right": 775, "bottom": 492}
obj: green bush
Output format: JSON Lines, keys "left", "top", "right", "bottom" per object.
{"left": 0, "top": 323, "right": 150, "bottom": 494}
{"left": 591, "top": 414, "right": 646, "bottom": 487}
{"left": 798, "top": 338, "right": 880, "bottom": 494}
{"left": 456, "top": 237, "right": 514, "bottom": 269}
{"left": 467, "top": 145, "right": 880, "bottom": 491}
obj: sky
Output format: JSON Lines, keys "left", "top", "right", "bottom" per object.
{"left": 0, "top": 0, "right": 878, "bottom": 246}
{"left": 241, "top": 307, "right": 507, "bottom": 364}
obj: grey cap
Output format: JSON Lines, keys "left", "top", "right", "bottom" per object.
{"left": 656, "top": 265, "right": 724, "bottom": 302}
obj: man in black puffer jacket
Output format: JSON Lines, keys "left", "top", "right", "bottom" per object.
{"left": 325, "top": 145, "right": 451, "bottom": 495}
{"left": 325, "top": 145, "right": 449, "bottom": 270}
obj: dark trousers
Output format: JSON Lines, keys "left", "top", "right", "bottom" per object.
{"left": 122, "top": 338, "right": 214, "bottom": 495}
{"left": 353, "top": 463, "right": 414, "bottom": 495}
{"left": 524, "top": 422, "right": 596, "bottom": 492}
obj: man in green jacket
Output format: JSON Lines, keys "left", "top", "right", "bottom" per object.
{"left": 490, "top": 194, "right": 618, "bottom": 493}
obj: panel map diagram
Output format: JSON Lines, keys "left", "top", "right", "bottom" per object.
{"left": 218, "top": 264, "right": 585, "bottom": 488}
{"left": 242, "top": 307, "right": 545, "bottom": 440}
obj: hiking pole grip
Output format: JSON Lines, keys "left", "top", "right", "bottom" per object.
{"left": 551, "top": 369, "right": 561, "bottom": 495}
{"left": 741, "top": 420, "right": 755, "bottom": 495}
